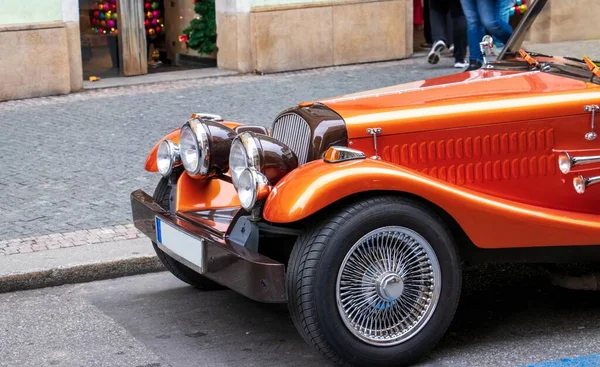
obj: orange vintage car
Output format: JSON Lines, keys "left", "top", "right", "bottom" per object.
{"left": 131, "top": 0, "right": 600, "bottom": 365}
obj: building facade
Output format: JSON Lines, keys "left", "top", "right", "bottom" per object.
{"left": 0, "top": 0, "right": 83, "bottom": 101}
{"left": 215, "top": 0, "right": 414, "bottom": 73}
{"left": 0, "top": 0, "right": 416, "bottom": 102}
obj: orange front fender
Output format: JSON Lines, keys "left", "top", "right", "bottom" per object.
{"left": 144, "top": 121, "right": 243, "bottom": 172}
{"left": 263, "top": 159, "right": 600, "bottom": 249}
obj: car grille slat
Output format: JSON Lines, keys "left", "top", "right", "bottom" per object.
{"left": 272, "top": 113, "right": 311, "bottom": 165}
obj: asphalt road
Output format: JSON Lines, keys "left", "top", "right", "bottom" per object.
{"left": 2, "top": 264, "right": 600, "bottom": 367}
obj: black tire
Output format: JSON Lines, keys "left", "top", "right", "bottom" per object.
{"left": 152, "top": 178, "right": 224, "bottom": 291}
{"left": 286, "top": 196, "right": 461, "bottom": 366}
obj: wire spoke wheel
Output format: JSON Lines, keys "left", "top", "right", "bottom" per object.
{"left": 336, "top": 226, "right": 442, "bottom": 346}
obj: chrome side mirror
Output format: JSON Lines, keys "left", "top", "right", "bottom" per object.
{"left": 574, "top": 175, "right": 600, "bottom": 194}
{"left": 480, "top": 35, "right": 494, "bottom": 64}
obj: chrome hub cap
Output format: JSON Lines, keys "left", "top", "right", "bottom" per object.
{"left": 336, "top": 226, "right": 442, "bottom": 346}
{"left": 377, "top": 273, "right": 405, "bottom": 301}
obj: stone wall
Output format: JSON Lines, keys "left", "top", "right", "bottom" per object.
{"left": 216, "top": 0, "right": 413, "bottom": 73}
{"left": 0, "top": 0, "right": 82, "bottom": 102}
{"left": 527, "top": 0, "right": 599, "bottom": 43}
{"left": 0, "top": 22, "right": 83, "bottom": 101}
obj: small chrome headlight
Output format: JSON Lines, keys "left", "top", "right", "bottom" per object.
{"left": 237, "top": 168, "right": 270, "bottom": 210}
{"left": 180, "top": 118, "right": 236, "bottom": 178}
{"left": 157, "top": 140, "right": 180, "bottom": 176}
{"left": 324, "top": 146, "right": 366, "bottom": 163}
{"left": 229, "top": 132, "right": 260, "bottom": 188}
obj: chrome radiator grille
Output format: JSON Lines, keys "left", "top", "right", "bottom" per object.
{"left": 271, "top": 113, "right": 311, "bottom": 165}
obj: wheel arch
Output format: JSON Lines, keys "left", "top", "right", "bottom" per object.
{"left": 287, "top": 189, "right": 475, "bottom": 261}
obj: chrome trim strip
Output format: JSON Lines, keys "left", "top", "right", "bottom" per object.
{"left": 192, "top": 113, "right": 223, "bottom": 122}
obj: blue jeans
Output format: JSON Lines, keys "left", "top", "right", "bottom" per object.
{"left": 460, "top": 0, "right": 513, "bottom": 62}
{"left": 498, "top": 0, "right": 513, "bottom": 23}
{"left": 495, "top": 0, "right": 514, "bottom": 47}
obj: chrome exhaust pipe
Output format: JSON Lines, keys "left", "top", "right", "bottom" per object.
{"left": 558, "top": 152, "right": 600, "bottom": 174}
{"left": 573, "top": 174, "right": 600, "bottom": 194}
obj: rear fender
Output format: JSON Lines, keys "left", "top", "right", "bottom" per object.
{"left": 144, "top": 121, "right": 243, "bottom": 172}
{"left": 262, "top": 159, "right": 600, "bottom": 249}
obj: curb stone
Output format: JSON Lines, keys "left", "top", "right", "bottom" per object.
{"left": 0, "top": 255, "right": 165, "bottom": 293}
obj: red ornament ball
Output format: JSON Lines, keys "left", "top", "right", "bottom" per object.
{"left": 93, "top": 10, "right": 100, "bottom": 17}
{"left": 155, "top": 26, "right": 162, "bottom": 34}
{"left": 110, "top": 3, "right": 116, "bottom": 10}
{"left": 144, "top": 19, "right": 150, "bottom": 27}
{"left": 144, "top": 2, "right": 151, "bottom": 9}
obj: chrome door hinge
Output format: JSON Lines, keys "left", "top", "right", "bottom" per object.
{"left": 584, "top": 105, "right": 599, "bottom": 141}
{"left": 366, "top": 128, "right": 382, "bottom": 160}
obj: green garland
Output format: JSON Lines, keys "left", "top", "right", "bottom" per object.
{"left": 181, "top": 0, "right": 217, "bottom": 55}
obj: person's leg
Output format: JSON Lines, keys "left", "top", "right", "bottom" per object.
{"left": 424, "top": 0, "right": 433, "bottom": 45}
{"left": 499, "top": 0, "right": 513, "bottom": 24}
{"left": 428, "top": 0, "right": 449, "bottom": 64}
{"left": 446, "top": 12, "right": 454, "bottom": 47}
{"left": 450, "top": 0, "right": 467, "bottom": 66}
{"left": 460, "top": 0, "right": 486, "bottom": 63}
{"left": 494, "top": 0, "right": 512, "bottom": 47}
{"left": 477, "top": 0, "right": 513, "bottom": 44}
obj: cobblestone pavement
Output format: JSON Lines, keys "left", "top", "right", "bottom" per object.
{"left": 0, "top": 224, "right": 143, "bottom": 256}
{"left": 0, "top": 57, "right": 457, "bottom": 240}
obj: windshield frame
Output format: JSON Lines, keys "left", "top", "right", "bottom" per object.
{"left": 497, "top": 0, "right": 549, "bottom": 61}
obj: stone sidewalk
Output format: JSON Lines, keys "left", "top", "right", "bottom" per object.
{"left": 0, "top": 228, "right": 161, "bottom": 293}
{"left": 0, "top": 224, "right": 143, "bottom": 256}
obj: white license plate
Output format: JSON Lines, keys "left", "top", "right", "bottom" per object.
{"left": 155, "top": 217, "right": 205, "bottom": 272}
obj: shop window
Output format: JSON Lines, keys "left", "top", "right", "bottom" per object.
{"left": 80, "top": 0, "right": 120, "bottom": 79}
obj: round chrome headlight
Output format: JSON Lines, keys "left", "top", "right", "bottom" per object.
{"left": 180, "top": 124, "right": 201, "bottom": 174}
{"left": 236, "top": 168, "right": 270, "bottom": 211}
{"left": 229, "top": 133, "right": 260, "bottom": 188}
{"left": 237, "top": 168, "right": 257, "bottom": 210}
{"left": 156, "top": 140, "right": 180, "bottom": 176}
{"left": 229, "top": 132, "right": 297, "bottom": 189}
{"left": 180, "top": 118, "right": 236, "bottom": 178}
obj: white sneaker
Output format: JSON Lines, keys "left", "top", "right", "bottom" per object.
{"left": 454, "top": 59, "right": 469, "bottom": 68}
{"left": 428, "top": 40, "right": 446, "bottom": 65}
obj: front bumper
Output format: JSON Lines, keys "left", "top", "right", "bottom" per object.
{"left": 130, "top": 189, "right": 286, "bottom": 303}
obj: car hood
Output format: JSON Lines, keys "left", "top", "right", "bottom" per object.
{"left": 318, "top": 69, "right": 600, "bottom": 139}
